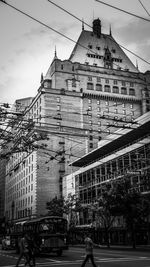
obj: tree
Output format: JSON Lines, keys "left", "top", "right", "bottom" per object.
{"left": 63, "top": 193, "right": 83, "bottom": 228}
{"left": 46, "top": 196, "right": 64, "bottom": 216}
{"left": 113, "top": 178, "right": 150, "bottom": 249}
{"left": 46, "top": 194, "right": 82, "bottom": 227}
{"left": 90, "top": 183, "right": 120, "bottom": 248}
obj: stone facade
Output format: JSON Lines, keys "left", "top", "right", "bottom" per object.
{"left": 4, "top": 19, "right": 150, "bottom": 221}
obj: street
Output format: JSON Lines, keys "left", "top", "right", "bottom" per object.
{"left": 0, "top": 246, "right": 150, "bottom": 267}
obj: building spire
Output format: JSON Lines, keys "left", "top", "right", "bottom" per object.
{"left": 54, "top": 46, "right": 57, "bottom": 59}
{"left": 82, "top": 18, "right": 84, "bottom": 30}
{"left": 109, "top": 24, "right": 112, "bottom": 36}
{"left": 136, "top": 59, "right": 139, "bottom": 70}
{"left": 40, "top": 72, "right": 44, "bottom": 83}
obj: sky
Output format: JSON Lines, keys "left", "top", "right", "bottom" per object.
{"left": 0, "top": 0, "right": 150, "bottom": 105}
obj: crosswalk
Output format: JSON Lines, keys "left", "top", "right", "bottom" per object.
{"left": 0, "top": 250, "right": 150, "bottom": 267}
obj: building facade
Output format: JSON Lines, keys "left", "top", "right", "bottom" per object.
{"left": 3, "top": 18, "right": 150, "bottom": 222}
{"left": 65, "top": 112, "right": 150, "bottom": 226}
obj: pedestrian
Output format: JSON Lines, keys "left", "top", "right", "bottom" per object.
{"left": 25, "top": 233, "right": 36, "bottom": 267}
{"left": 81, "top": 233, "right": 97, "bottom": 267}
{"left": 15, "top": 233, "right": 31, "bottom": 267}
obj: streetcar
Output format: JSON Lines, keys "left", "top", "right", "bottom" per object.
{"left": 12, "top": 216, "right": 69, "bottom": 256}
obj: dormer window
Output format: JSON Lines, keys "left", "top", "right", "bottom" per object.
{"left": 96, "top": 46, "right": 101, "bottom": 50}
{"left": 111, "top": 48, "right": 116, "bottom": 53}
{"left": 88, "top": 44, "right": 92, "bottom": 49}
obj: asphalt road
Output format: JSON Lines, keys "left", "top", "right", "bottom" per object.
{"left": 0, "top": 246, "right": 150, "bottom": 267}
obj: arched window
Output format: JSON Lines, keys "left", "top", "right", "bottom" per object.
{"left": 121, "top": 87, "right": 127, "bottom": 95}
{"left": 96, "top": 84, "right": 102, "bottom": 91}
{"left": 112, "top": 86, "right": 119, "bottom": 94}
{"left": 104, "top": 85, "right": 111, "bottom": 93}
{"left": 129, "top": 88, "right": 135, "bottom": 96}
{"left": 87, "top": 82, "right": 94, "bottom": 90}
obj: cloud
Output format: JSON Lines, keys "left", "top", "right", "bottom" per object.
{"left": 110, "top": 18, "right": 150, "bottom": 71}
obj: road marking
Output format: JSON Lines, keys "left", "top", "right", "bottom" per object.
{"left": 42, "top": 258, "right": 61, "bottom": 262}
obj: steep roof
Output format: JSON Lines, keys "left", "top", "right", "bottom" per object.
{"left": 69, "top": 29, "right": 138, "bottom": 73}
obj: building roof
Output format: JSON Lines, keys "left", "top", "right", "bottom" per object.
{"left": 69, "top": 26, "right": 138, "bottom": 72}
{"left": 71, "top": 112, "right": 150, "bottom": 167}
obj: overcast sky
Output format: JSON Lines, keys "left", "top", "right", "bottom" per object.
{"left": 0, "top": 0, "right": 150, "bottom": 105}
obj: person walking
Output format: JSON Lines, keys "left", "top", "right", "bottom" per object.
{"left": 81, "top": 233, "right": 97, "bottom": 267}
{"left": 25, "top": 233, "right": 36, "bottom": 267}
{"left": 15, "top": 233, "right": 31, "bottom": 267}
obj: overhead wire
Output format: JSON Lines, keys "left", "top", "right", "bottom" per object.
{"left": 47, "top": 0, "right": 150, "bottom": 66}
{"left": 138, "top": 0, "right": 150, "bottom": 17}
{"left": 0, "top": 1, "right": 147, "bottom": 162}
{"left": 95, "top": 0, "right": 150, "bottom": 22}
{"left": 1, "top": 0, "right": 150, "bottom": 68}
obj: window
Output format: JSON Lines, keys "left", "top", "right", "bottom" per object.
{"left": 122, "top": 81, "right": 126, "bottom": 86}
{"left": 61, "top": 64, "right": 63, "bottom": 70}
{"left": 130, "top": 104, "right": 133, "bottom": 109}
{"left": 57, "top": 97, "right": 60, "bottom": 103}
{"left": 96, "top": 46, "right": 101, "bottom": 50}
{"left": 97, "top": 77, "right": 101, "bottom": 82}
{"left": 72, "top": 79, "right": 76, "bottom": 87}
{"left": 105, "top": 101, "right": 109, "bottom": 106}
{"left": 105, "top": 79, "right": 109, "bottom": 84}
{"left": 88, "top": 44, "right": 92, "bottom": 49}
{"left": 88, "top": 106, "right": 92, "bottom": 111}
{"left": 88, "top": 99, "right": 92, "bottom": 104}
{"left": 96, "top": 84, "right": 102, "bottom": 91}
{"left": 57, "top": 105, "right": 61, "bottom": 111}
{"left": 88, "top": 76, "right": 92, "bottom": 81}
{"left": 130, "top": 82, "right": 134, "bottom": 87}
{"left": 87, "top": 82, "right": 94, "bottom": 90}
{"left": 121, "top": 87, "right": 127, "bottom": 95}
{"left": 89, "top": 135, "right": 93, "bottom": 140}
{"left": 123, "top": 110, "right": 126, "bottom": 115}
{"left": 97, "top": 100, "right": 100, "bottom": 105}
{"left": 129, "top": 88, "right": 135, "bottom": 96}
{"left": 112, "top": 86, "right": 119, "bottom": 94}
{"left": 104, "top": 85, "right": 111, "bottom": 92}
{"left": 90, "top": 143, "right": 93, "bottom": 148}
{"left": 112, "top": 48, "right": 116, "bottom": 53}
{"left": 113, "top": 80, "right": 118, "bottom": 85}
{"left": 97, "top": 107, "right": 101, "bottom": 112}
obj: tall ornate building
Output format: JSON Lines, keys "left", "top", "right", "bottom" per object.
{"left": 4, "top": 19, "right": 150, "bottom": 222}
